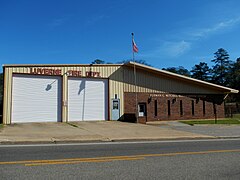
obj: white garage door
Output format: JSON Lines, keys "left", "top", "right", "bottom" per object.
{"left": 12, "top": 74, "right": 62, "bottom": 123}
{"left": 68, "top": 78, "right": 108, "bottom": 121}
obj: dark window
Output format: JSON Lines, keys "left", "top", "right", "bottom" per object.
{"left": 213, "top": 103, "right": 216, "bottom": 115}
{"left": 180, "top": 100, "right": 183, "bottom": 116}
{"left": 168, "top": 100, "right": 171, "bottom": 116}
{"left": 192, "top": 100, "right": 195, "bottom": 116}
{"left": 203, "top": 101, "right": 205, "bottom": 116}
{"left": 113, "top": 100, "right": 119, "bottom": 110}
{"left": 138, "top": 103, "right": 146, "bottom": 117}
{"left": 154, "top": 100, "right": 157, "bottom": 116}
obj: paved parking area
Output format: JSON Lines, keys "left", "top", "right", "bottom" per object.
{"left": 170, "top": 125, "right": 240, "bottom": 137}
{"left": 147, "top": 121, "right": 240, "bottom": 138}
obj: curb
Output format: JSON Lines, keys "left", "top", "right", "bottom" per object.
{"left": 214, "top": 136, "right": 240, "bottom": 139}
{"left": 2, "top": 136, "right": 240, "bottom": 145}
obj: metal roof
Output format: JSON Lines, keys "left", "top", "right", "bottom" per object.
{"left": 124, "top": 61, "right": 239, "bottom": 94}
{"left": 2, "top": 64, "right": 122, "bottom": 67}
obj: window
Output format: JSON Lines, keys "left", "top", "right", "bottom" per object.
{"left": 203, "top": 101, "right": 205, "bottom": 116}
{"left": 113, "top": 100, "right": 119, "bottom": 110}
{"left": 180, "top": 100, "right": 183, "bottom": 116}
{"left": 154, "top": 100, "right": 157, "bottom": 116}
{"left": 168, "top": 100, "right": 171, "bottom": 116}
{"left": 192, "top": 100, "right": 195, "bottom": 116}
{"left": 138, "top": 103, "right": 146, "bottom": 117}
{"left": 213, "top": 103, "right": 216, "bottom": 115}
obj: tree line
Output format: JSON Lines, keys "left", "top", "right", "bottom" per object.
{"left": 92, "top": 48, "right": 240, "bottom": 91}
{"left": 163, "top": 48, "right": 240, "bottom": 91}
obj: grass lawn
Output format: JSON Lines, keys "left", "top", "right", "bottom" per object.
{"left": 180, "top": 114, "right": 240, "bottom": 125}
{"left": 232, "top": 114, "right": 240, "bottom": 119}
{"left": 0, "top": 124, "right": 3, "bottom": 128}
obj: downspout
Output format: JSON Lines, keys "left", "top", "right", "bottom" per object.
{"left": 223, "top": 92, "right": 230, "bottom": 118}
{"left": 223, "top": 93, "right": 230, "bottom": 100}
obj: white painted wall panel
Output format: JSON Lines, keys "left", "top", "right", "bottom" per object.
{"left": 12, "top": 74, "right": 62, "bottom": 123}
{"left": 68, "top": 78, "right": 108, "bottom": 121}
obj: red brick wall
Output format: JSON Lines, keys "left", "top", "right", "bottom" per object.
{"left": 124, "top": 92, "right": 225, "bottom": 123}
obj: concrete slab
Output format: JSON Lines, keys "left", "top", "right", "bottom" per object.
{"left": 0, "top": 121, "right": 214, "bottom": 144}
{"left": 0, "top": 122, "right": 105, "bottom": 144}
{"left": 70, "top": 121, "right": 213, "bottom": 141}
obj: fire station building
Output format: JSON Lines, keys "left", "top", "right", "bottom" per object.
{"left": 2, "top": 62, "right": 238, "bottom": 124}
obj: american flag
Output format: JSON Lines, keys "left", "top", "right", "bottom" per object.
{"left": 132, "top": 38, "right": 138, "bottom": 53}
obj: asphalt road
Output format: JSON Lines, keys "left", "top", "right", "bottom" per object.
{"left": 0, "top": 139, "right": 240, "bottom": 180}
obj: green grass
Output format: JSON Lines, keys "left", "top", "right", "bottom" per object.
{"left": 181, "top": 120, "right": 240, "bottom": 125}
{"left": 0, "top": 124, "right": 3, "bottom": 129}
{"left": 232, "top": 114, "right": 240, "bottom": 119}
{"left": 180, "top": 119, "right": 240, "bottom": 125}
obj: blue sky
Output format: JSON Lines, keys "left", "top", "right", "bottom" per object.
{"left": 1, "top": 0, "right": 240, "bottom": 72}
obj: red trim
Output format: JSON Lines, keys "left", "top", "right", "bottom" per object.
{"left": 66, "top": 76, "right": 108, "bottom": 80}
{"left": 11, "top": 72, "right": 62, "bottom": 78}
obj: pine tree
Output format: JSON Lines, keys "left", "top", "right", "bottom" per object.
{"left": 228, "top": 58, "right": 240, "bottom": 90}
{"left": 211, "top": 48, "right": 231, "bottom": 86}
{"left": 92, "top": 59, "right": 105, "bottom": 64}
{"left": 191, "top": 62, "right": 211, "bottom": 81}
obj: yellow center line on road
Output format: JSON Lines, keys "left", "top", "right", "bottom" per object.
{"left": 136, "top": 149, "right": 240, "bottom": 158}
{"left": 0, "top": 155, "right": 142, "bottom": 165}
{"left": 25, "top": 157, "right": 145, "bottom": 166}
{"left": 0, "top": 149, "right": 239, "bottom": 166}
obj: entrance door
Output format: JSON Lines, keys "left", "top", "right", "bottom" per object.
{"left": 111, "top": 99, "right": 120, "bottom": 120}
{"left": 138, "top": 103, "right": 146, "bottom": 117}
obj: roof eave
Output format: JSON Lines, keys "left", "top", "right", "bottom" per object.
{"left": 125, "top": 61, "right": 239, "bottom": 94}
{"left": 230, "top": 89, "right": 239, "bottom": 93}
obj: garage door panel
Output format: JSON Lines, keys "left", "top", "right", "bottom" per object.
{"left": 68, "top": 78, "right": 108, "bottom": 121}
{"left": 12, "top": 74, "right": 62, "bottom": 123}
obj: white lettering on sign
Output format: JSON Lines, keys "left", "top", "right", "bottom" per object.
{"left": 150, "top": 94, "right": 183, "bottom": 98}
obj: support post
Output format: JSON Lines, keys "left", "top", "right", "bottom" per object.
{"left": 132, "top": 32, "right": 138, "bottom": 123}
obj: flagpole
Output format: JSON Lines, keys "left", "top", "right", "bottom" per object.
{"left": 131, "top": 33, "right": 138, "bottom": 123}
